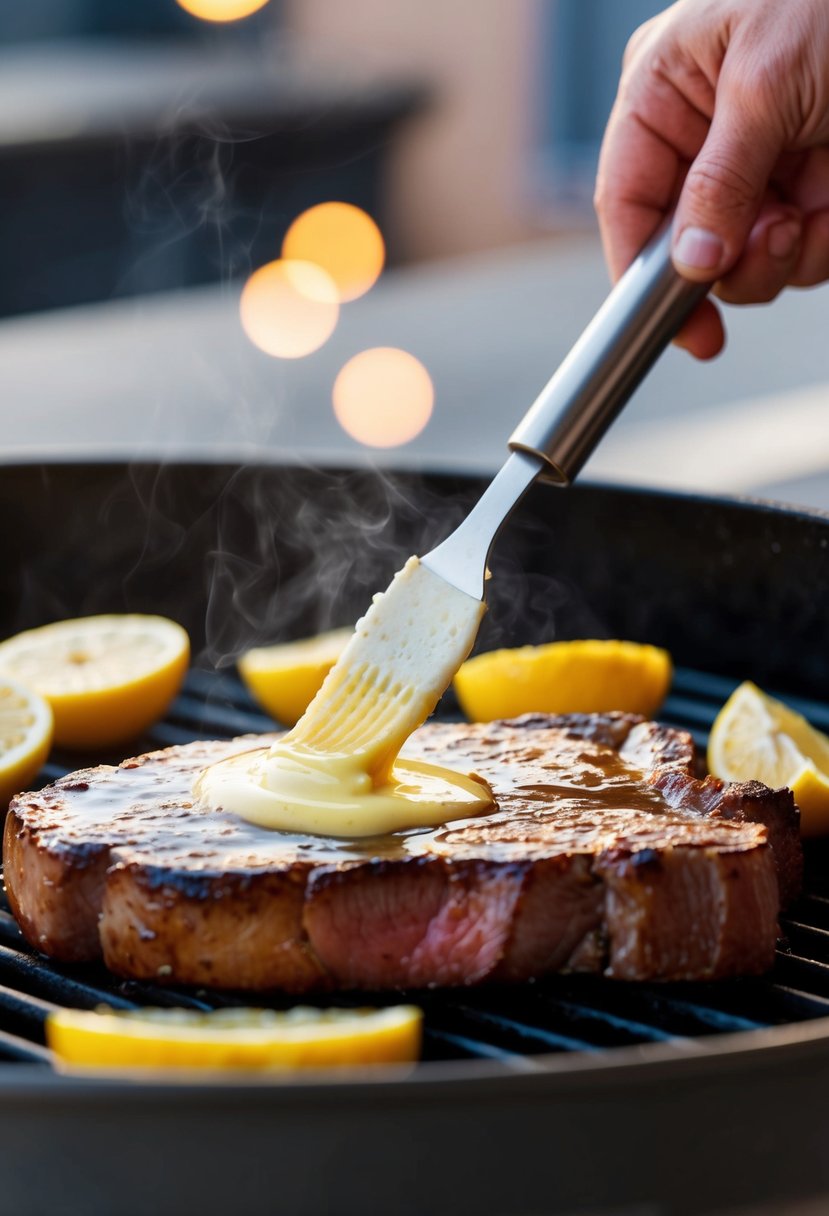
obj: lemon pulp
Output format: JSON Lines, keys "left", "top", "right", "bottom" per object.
{"left": 0, "top": 615, "right": 189, "bottom": 750}
{"left": 708, "top": 680, "right": 829, "bottom": 837}
{"left": 0, "top": 677, "right": 53, "bottom": 807}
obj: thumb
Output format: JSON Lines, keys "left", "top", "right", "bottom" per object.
{"left": 673, "top": 92, "right": 784, "bottom": 282}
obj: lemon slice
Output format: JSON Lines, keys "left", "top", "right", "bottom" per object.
{"left": 238, "top": 627, "right": 352, "bottom": 726}
{"left": 0, "top": 677, "right": 53, "bottom": 807}
{"left": 47, "top": 1005, "right": 422, "bottom": 1072}
{"left": 708, "top": 680, "right": 829, "bottom": 837}
{"left": 453, "top": 639, "right": 672, "bottom": 723}
{"left": 0, "top": 615, "right": 189, "bottom": 751}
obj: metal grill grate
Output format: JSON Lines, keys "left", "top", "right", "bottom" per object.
{"left": 1, "top": 667, "right": 828, "bottom": 1071}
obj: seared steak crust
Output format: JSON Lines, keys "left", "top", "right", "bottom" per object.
{"left": 4, "top": 714, "right": 801, "bottom": 990}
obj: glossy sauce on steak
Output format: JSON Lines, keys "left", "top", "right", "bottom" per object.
{"left": 4, "top": 714, "right": 801, "bottom": 991}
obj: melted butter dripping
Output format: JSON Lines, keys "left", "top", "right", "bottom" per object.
{"left": 286, "top": 659, "right": 422, "bottom": 784}
{"left": 196, "top": 557, "right": 495, "bottom": 836}
{"left": 193, "top": 745, "right": 494, "bottom": 838}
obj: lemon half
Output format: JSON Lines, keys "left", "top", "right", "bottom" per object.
{"left": 47, "top": 1005, "right": 422, "bottom": 1072}
{"left": 708, "top": 680, "right": 829, "bottom": 837}
{"left": 454, "top": 639, "right": 672, "bottom": 723}
{"left": 0, "top": 615, "right": 189, "bottom": 750}
{"left": 238, "top": 627, "right": 352, "bottom": 726}
{"left": 0, "top": 676, "right": 53, "bottom": 807}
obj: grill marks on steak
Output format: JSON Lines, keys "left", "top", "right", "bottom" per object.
{"left": 3, "top": 714, "right": 801, "bottom": 990}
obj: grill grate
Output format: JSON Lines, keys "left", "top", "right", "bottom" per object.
{"left": 2, "top": 666, "right": 828, "bottom": 1072}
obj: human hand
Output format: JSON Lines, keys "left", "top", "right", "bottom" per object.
{"left": 595, "top": 0, "right": 829, "bottom": 358}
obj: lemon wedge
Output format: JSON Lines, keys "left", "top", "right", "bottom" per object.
{"left": 708, "top": 681, "right": 829, "bottom": 837}
{"left": 47, "top": 1005, "right": 422, "bottom": 1072}
{"left": 238, "top": 627, "right": 352, "bottom": 726}
{"left": 453, "top": 639, "right": 672, "bottom": 723}
{"left": 0, "top": 677, "right": 53, "bottom": 807}
{"left": 0, "top": 615, "right": 189, "bottom": 751}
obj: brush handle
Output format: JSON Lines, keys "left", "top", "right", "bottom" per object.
{"left": 508, "top": 221, "right": 709, "bottom": 484}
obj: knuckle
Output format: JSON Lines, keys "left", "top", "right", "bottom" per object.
{"left": 685, "top": 154, "right": 759, "bottom": 214}
{"left": 645, "top": 43, "right": 679, "bottom": 88}
{"left": 621, "top": 18, "right": 669, "bottom": 87}
{"left": 621, "top": 24, "right": 648, "bottom": 69}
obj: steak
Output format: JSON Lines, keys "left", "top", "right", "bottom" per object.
{"left": 4, "top": 714, "right": 801, "bottom": 991}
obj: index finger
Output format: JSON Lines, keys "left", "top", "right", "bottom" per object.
{"left": 595, "top": 112, "right": 677, "bottom": 281}
{"left": 595, "top": 82, "right": 725, "bottom": 358}
{"left": 595, "top": 71, "right": 710, "bottom": 280}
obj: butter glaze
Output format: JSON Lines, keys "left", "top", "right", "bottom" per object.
{"left": 196, "top": 557, "right": 494, "bottom": 836}
{"left": 193, "top": 743, "right": 494, "bottom": 838}
{"left": 11, "top": 721, "right": 765, "bottom": 878}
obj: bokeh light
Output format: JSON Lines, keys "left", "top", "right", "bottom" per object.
{"left": 176, "top": 0, "right": 271, "bottom": 21}
{"left": 283, "top": 203, "right": 385, "bottom": 303}
{"left": 240, "top": 260, "right": 339, "bottom": 359}
{"left": 332, "top": 348, "right": 434, "bottom": 448}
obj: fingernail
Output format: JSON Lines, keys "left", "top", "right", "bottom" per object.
{"left": 767, "top": 219, "right": 800, "bottom": 260}
{"left": 673, "top": 227, "right": 724, "bottom": 271}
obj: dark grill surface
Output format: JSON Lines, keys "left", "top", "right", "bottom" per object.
{"left": 3, "top": 665, "right": 829, "bottom": 1072}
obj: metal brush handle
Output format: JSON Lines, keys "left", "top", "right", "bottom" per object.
{"left": 508, "top": 221, "right": 709, "bottom": 484}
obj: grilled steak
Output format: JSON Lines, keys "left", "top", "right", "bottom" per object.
{"left": 4, "top": 714, "right": 801, "bottom": 990}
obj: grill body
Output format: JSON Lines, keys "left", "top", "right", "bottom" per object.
{"left": 1, "top": 460, "right": 829, "bottom": 1216}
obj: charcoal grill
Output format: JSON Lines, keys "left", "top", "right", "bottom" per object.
{"left": 2, "top": 459, "right": 829, "bottom": 1216}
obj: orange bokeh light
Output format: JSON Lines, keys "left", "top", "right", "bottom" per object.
{"left": 176, "top": 0, "right": 271, "bottom": 21}
{"left": 239, "top": 260, "right": 339, "bottom": 359}
{"left": 283, "top": 203, "right": 385, "bottom": 303}
{"left": 332, "top": 348, "right": 434, "bottom": 448}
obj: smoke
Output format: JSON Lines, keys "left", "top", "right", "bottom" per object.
{"left": 478, "top": 492, "right": 607, "bottom": 655}
{"left": 111, "top": 27, "right": 306, "bottom": 303}
{"left": 0, "top": 40, "right": 597, "bottom": 668}
{"left": 1, "top": 459, "right": 599, "bottom": 686}
{"left": 202, "top": 461, "right": 470, "bottom": 667}
{"left": 117, "top": 108, "right": 268, "bottom": 300}
{"left": 201, "top": 463, "right": 597, "bottom": 669}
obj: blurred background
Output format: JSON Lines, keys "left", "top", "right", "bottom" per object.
{"left": 1, "top": 0, "right": 828, "bottom": 507}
